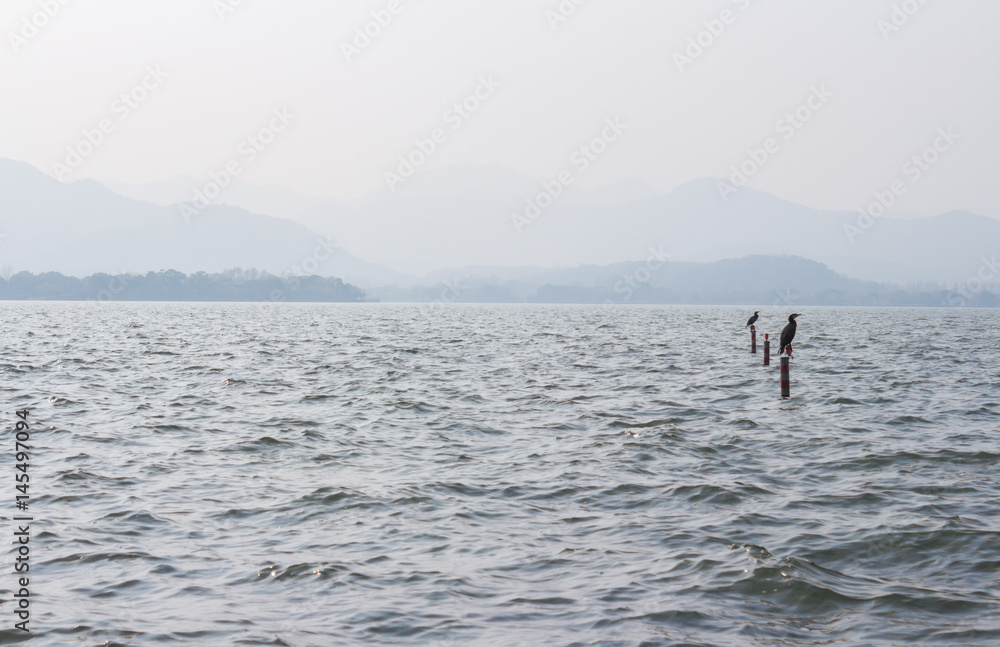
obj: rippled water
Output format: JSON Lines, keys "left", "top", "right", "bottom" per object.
{"left": 2, "top": 303, "right": 999, "bottom": 646}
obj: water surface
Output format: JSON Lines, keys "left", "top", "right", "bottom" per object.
{"left": 2, "top": 303, "right": 998, "bottom": 646}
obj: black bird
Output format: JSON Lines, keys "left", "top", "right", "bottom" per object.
{"left": 745, "top": 311, "right": 760, "bottom": 328}
{"left": 779, "top": 314, "right": 802, "bottom": 357}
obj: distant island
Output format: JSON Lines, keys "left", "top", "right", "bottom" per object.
{"left": 0, "top": 269, "right": 365, "bottom": 303}
{"left": 0, "top": 257, "right": 997, "bottom": 307}
{"left": 371, "top": 255, "right": 999, "bottom": 308}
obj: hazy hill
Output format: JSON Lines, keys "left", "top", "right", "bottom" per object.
{"left": 98, "top": 162, "right": 1000, "bottom": 285}
{"left": 0, "top": 159, "right": 406, "bottom": 288}
{"left": 5, "top": 159, "right": 999, "bottom": 295}
{"left": 370, "top": 255, "right": 989, "bottom": 307}
{"left": 0, "top": 269, "right": 365, "bottom": 302}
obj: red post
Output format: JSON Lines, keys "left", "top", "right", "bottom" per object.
{"left": 750, "top": 325, "right": 757, "bottom": 354}
{"left": 763, "top": 334, "right": 770, "bottom": 366}
{"left": 780, "top": 356, "right": 790, "bottom": 398}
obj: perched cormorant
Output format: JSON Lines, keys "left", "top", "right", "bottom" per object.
{"left": 779, "top": 314, "right": 801, "bottom": 357}
{"left": 745, "top": 311, "right": 760, "bottom": 328}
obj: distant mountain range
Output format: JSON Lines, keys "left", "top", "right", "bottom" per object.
{"left": 92, "top": 160, "right": 1000, "bottom": 285}
{"left": 0, "top": 159, "right": 406, "bottom": 288}
{"left": 1, "top": 158, "right": 998, "bottom": 306}
{"left": 369, "top": 256, "right": 993, "bottom": 308}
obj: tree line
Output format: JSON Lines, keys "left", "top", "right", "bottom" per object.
{"left": 0, "top": 269, "right": 366, "bottom": 302}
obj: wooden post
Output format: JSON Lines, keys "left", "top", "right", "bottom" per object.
{"left": 780, "top": 356, "right": 790, "bottom": 398}
{"left": 750, "top": 326, "right": 757, "bottom": 354}
{"left": 763, "top": 334, "right": 770, "bottom": 366}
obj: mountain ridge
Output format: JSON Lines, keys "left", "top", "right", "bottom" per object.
{"left": 2, "top": 158, "right": 998, "bottom": 288}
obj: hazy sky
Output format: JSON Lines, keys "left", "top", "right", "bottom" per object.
{"left": 2, "top": 0, "right": 998, "bottom": 217}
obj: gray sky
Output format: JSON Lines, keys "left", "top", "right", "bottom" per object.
{"left": 2, "top": 0, "right": 998, "bottom": 218}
